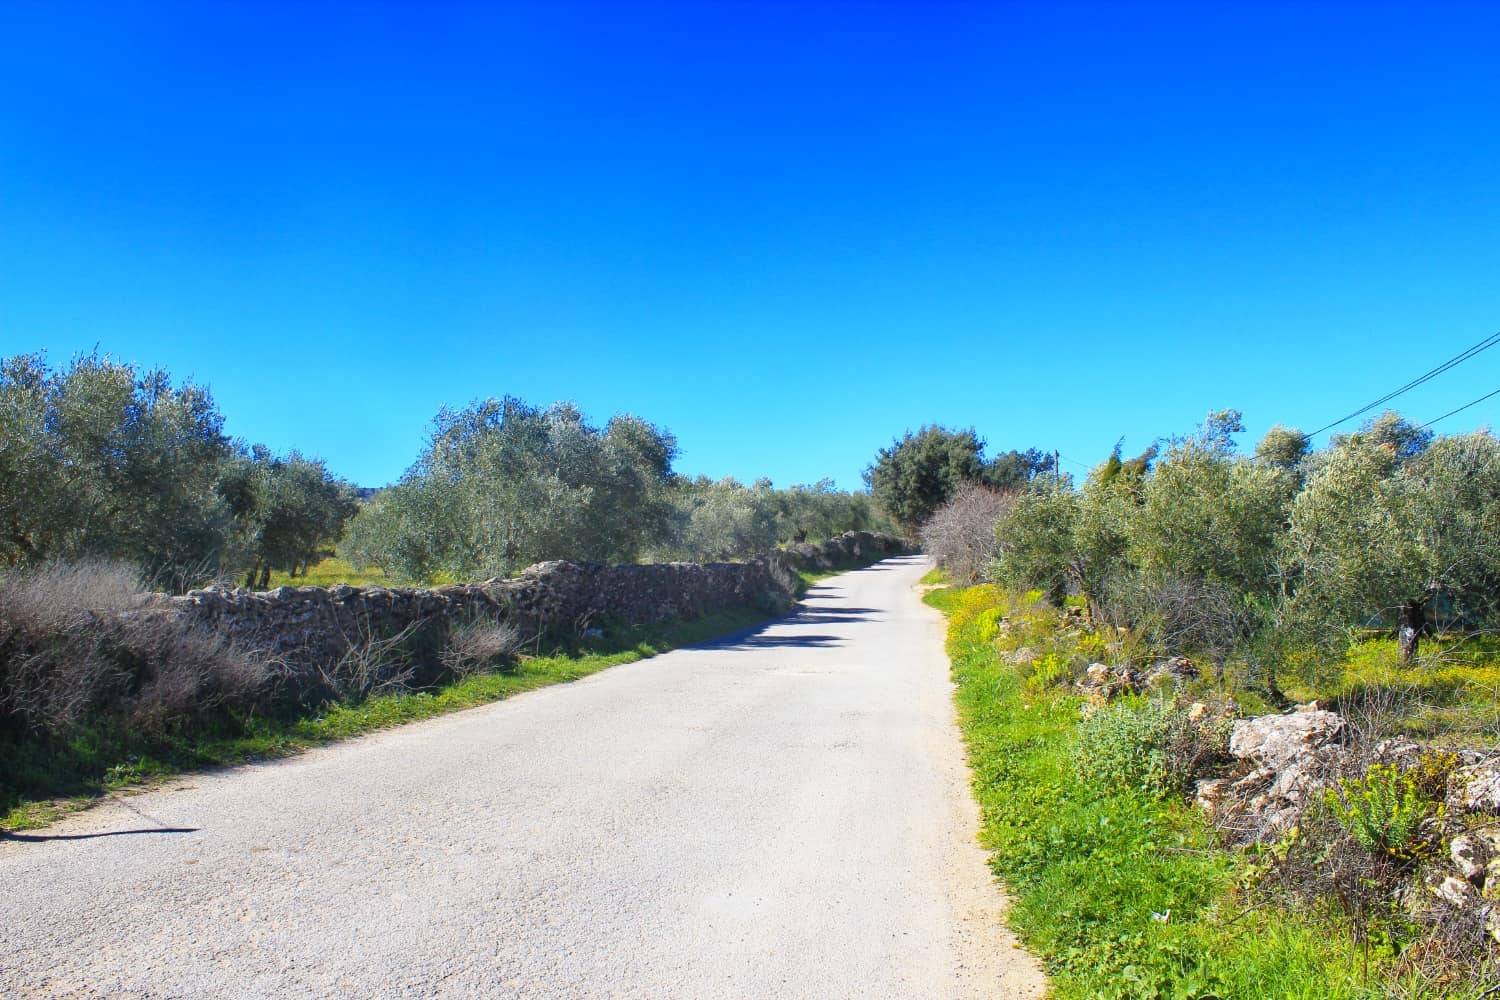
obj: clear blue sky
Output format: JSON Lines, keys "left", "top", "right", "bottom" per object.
{"left": 3, "top": 1, "right": 1498, "bottom": 489}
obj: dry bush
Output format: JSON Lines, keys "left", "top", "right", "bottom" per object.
{"left": 0, "top": 558, "right": 148, "bottom": 634}
{"left": 440, "top": 615, "right": 521, "bottom": 677}
{"left": 0, "top": 559, "right": 272, "bottom": 737}
{"left": 920, "top": 484, "right": 1017, "bottom": 585}
{"left": 1094, "top": 574, "right": 1246, "bottom": 671}
{"left": 318, "top": 619, "right": 424, "bottom": 702}
{"left": 114, "top": 612, "right": 272, "bottom": 736}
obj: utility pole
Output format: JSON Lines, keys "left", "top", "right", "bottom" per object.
{"left": 1054, "top": 450, "right": 1061, "bottom": 492}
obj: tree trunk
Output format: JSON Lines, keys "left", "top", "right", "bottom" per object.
{"left": 1397, "top": 599, "right": 1426, "bottom": 662}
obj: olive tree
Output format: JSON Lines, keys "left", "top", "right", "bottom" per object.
{"left": 340, "top": 397, "right": 678, "bottom": 581}
{"left": 0, "top": 352, "right": 239, "bottom": 589}
{"left": 1286, "top": 425, "right": 1500, "bottom": 660}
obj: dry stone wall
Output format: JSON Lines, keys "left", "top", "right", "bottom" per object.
{"left": 166, "top": 532, "right": 907, "bottom": 679}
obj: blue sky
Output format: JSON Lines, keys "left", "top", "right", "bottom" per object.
{"left": 3, "top": 1, "right": 1498, "bottom": 489}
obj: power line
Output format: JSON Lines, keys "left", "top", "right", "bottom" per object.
{"left": 1419, "top": 386, "right": 1500, "bottom": 430}
{"left": 1308, "top": 330, "right": 1500, "bottom": 437}
{"left": 1055, "top": 453, "right": 1093, "bottom": 473}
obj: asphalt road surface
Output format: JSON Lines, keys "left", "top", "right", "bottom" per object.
{"left": 1, "top": 555, "right": 1045, "bottom": 999}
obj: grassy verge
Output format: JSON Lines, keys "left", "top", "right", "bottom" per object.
{"left": 2, "top": 606, "right": 770, "bottom": 831}
{"left": 927, "top": 583, "right": 1437, "bottom": 1000}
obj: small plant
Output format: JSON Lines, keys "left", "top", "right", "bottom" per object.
{"left": 439, "top": 615, "right": 521, "bottom": 677}
{"left": 1021, "top": 650, "right": 1076, "bottom": 691}
{"left": 1325, "top": 763, "right": 1444, "bottom": 863}
{"left": 1076, "top": 698, "right": 1175, "bottom": 795}
{"left": 1076, "top": 697, "right": 1231, "bottom": 798}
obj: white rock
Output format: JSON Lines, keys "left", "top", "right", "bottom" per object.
{"left": 1450, "top": 760, "right": 1500, "bottom": 814}
{"left": 1436, "top": 875, "right": 1474, "bottom": 908}
{"left": 1229, "top": 710, "right": 1344, "bottom": 770}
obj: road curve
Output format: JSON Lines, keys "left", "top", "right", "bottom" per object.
{"left": 1, "top": 556, "right": 1045, "bottom": 999}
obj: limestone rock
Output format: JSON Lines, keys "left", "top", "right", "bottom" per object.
{"left": 1229, "top": 709, "right": 1344, "bottom": 771}
{"left": 1076, "top": 662, "right": 1142, "bottom": 701}
{"left": 1452, "top": 834, "right": 1491, "bottom": 883}
{"left": 1194, "top": 778, "right": 1231, "bottom": 820}
{"left": 1449, "top": 759, "right": 1500, "bottom": 814}
{"left": 1436, "top": 875, "right": 1474, "bottom": 908}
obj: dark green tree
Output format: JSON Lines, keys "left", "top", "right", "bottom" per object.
{"left": 864, "top": 426, "right": 986, "bottom": 537}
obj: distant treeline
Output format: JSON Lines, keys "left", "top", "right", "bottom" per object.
{"left": 0, "top": 352, "right": 891, "bottom": 591}
{"left": 339, "top": 396, "right": 891, "bottom": 581}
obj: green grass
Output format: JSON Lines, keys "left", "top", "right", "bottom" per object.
{"left": 1275, "top": 636, "right": 1500, "bottom": 747}
{"left": 927, "top": 583, "right": 1442, "bottom": 999}
{"left": 1, "top": 606, "right": 770, "bottom": 831}
{"left": 263, "top": 557, "right": 392, "bottom": 589}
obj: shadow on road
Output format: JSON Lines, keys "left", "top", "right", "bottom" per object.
{"left": 2, "top": 827, "right": 200, "bottom": 843}
{"left": 707, "top": 632, "right": 844, "bottom": 650}
{"left": 783, "top": 609, "right": 882, "bottom": 625}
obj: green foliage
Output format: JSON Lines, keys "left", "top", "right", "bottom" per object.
{"left": 1287, "top": 427, "right": 1500, "bottom": 657}
{"left": 1131, "top": 438, "right": 1295, "bottom": 602}
{"left": 660, "top": 475, "right": 780, "bottom": 561}
{"left": 769, "top": 477, "right": 887, "bottom": 544}
{"left": 1254, "top": 424, "right": 1310, "bottom": 470}
{"left": 227, "top": 446, "right": 359, "bottom": 588}
{"left": 340, "top": 397, "right": 679, "bottom": 581}
{"left": 1076, "top": 699, "right": 1179, "bottom": 796}
{"left": 0, "top": 352, "right": 358, "bottom": 592}
{"left": 0, "top": 352, "right": 237, "bottom": 589}
{"left": 929, "top": 582, "right": 1386, "bottom": 999}
{"left": 1325, "top": 763, "right": 1444, "bottom": 862}
{"left": 984, "top": 403, "right": 1500, "bottom": 684}
{"left": 992, "top": 486, "right": 1080, "bottom": 605}
{"left": 864, "top": 424, "right": 987, "bottom": 536}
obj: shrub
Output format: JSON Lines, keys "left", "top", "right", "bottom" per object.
{"left": 919, "top": 483, "right": 1017, "bottom": 585}
{"left": 1076, "top": 697, "right": 1230, "bottom": 798}
{"left": 1019, "top": 650, "right": 1076, "bottom": 691}
{"left": 1325, "top": 763, "right": 1444, "bottom": 863}
{"left": 0, "top": 559, "right": 271, "bottom": 737}
{"left": 316, "top": 619, "right": 424, "bottom": 703}
{"left": 439, "top": 615, "right": 522, "bottom": 677}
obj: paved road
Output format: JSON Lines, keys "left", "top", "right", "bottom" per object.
{"left": 1, "top": 556, "right": 1044, "bottom": 999}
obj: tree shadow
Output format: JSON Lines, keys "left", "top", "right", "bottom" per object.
{"left": 708, "top": 632, "right": 844, "bottom": 650}
{"left": 785, "top": 608, "right": 881, "bottom": 625}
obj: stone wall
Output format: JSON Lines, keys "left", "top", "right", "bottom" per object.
{"left": 165, "top": 531, "right": 907, "bottom": 678}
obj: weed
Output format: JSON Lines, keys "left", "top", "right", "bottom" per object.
{"left": 1326, "top": 764, "right": 1445, "bottom": 863}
